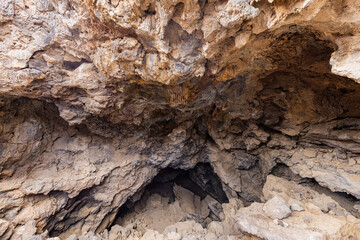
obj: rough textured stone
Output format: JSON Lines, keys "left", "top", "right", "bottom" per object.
{"left": 236, "top": 175, "right": 360, "bottom": 240}
{"left": 0, "top": 0, "right": 360, "bottom": 239}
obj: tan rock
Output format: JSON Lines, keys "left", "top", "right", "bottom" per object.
{"left": 0, "top": 0, "right": 360, "bottom": 239}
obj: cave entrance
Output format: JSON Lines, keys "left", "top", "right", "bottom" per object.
{"left": 108, "top": 163, "right": 229, "bottom": 233}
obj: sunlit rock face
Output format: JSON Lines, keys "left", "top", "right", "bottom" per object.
{"left": 1, "top": 0, "right": 360, "bottom": 239}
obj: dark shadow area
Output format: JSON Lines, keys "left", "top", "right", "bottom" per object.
{"left": 108, "top": 163, "right": 228, "bottom": 230}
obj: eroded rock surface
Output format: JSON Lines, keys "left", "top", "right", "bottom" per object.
{"left": 1, "top": 0, "right": 360, "bottom": 239}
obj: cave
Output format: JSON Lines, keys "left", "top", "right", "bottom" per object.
{"left": 107, "top": 163, "right": 229, "bottom": 232}
{"left": 1, "top": 0, "right": 360, "bottom": 239}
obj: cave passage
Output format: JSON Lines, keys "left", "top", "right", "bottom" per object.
{"left": 109, "top": 163, "right": 229, "bottom": 230}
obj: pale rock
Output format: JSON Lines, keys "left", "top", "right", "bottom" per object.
{"left": 65, "top": 235, "right": 78, "bottom": 240}
{"left": 204, "top": 232, "right": 217, "bottom": 240}
{"left": 218, "top": 0, "right": 260, "bottom": 28}
{"left": 263, "top": 195, "right": 291, "bottom": 220}
{"left": 173, "top": 184, "right": 198, "bottom": 214}
{"left": 237, "top": 175, "right": 360, "bottom": 240}
{"left": 0, "top": 0, "right": 14, "bottom": 22}
{"left": 290, "top": 203, "right": 304, "bottom": 212}
{"left": 0, "top": 219, "right": 10, "bottom": 236}
{"left": 166, "top": 231, "right": 181, "bottom": 240}
{"left": 207, "top": 221, "right": 224, "bottom": 237}
{"left": 11, "top": 220, "right": 37, "bottom": 240}
{"left": 330, "top": 36, "right": 360, "bottom": 83}
{"left": 235, "top": 31, "right": 252, "bottom": 49}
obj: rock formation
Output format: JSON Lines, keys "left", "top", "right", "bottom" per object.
{"left": 1, "top": 0, "right": 360, "bottom": 239}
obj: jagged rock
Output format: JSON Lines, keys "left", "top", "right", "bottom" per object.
{"left": 236, "top": 175, "right": 360, "bottom": 240}
{"left": 11, "top": 220, "right": 37, "bottom": 240}
{"left": 0, "top": 0, "right": 360, "bottom": 239}
{"left": 0, "top": 219, "right": 10, "bottom": 236}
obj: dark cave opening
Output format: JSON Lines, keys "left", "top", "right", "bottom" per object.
{"left": 108, "top": 163, "right": 229, "bottom": 230}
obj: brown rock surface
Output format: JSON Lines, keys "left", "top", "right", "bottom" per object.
{"left": 1, "top": 0, "right": 360, "bottom": 239}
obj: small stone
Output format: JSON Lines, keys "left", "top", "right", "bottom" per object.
{"left": 349, "top": 158, "right": 357, "bottom": 165}
{"left": 273, "top": 219, "right": 289, "bottom": 227}
{"left": 263, "top": 195, "right": 291, "bottom": 220}
{"left": 354, "top": 204, "right": 360, "bottom": 213}
{"left": 290, "top": 203, "right": 304, "bottom": 212}
{"left": 330, "top": 207, "right": 351, "bottom": 217}
{"left": 305, "top": 216, "right": 312, "bottom": 222}
{"left": 327, "top": 202, "right": 337, "bottom": 210}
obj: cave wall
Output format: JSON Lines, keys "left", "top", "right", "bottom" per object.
{"left": 1, "top": 0, "right": 360, "bottom": 239}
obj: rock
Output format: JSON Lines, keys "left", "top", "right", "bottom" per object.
{"left": 25, "top": 231, "right": 51, "bottom": 240}
{"left": 235, "top": 31, "right": 252, "bottom": 49}
{"left": 284, "top": 140, "right": 360, "bottom": 199}
{"left": 166, "top": 231, "right": 181, "bottom": 240}
{"left": 330, "top": 36, "right": 360, "bottom": 83}
{"left": 0, "top": 0, "right": 14, "bottom": 23}
{"left": 0, "top": 219, "right": 10, "bottom": 237}
{"left": 263, "top": 195, "right": 292, "bottom": 220}
{"left": 236, "top": 175, "right": 360, "bottom": 240}
{"left": 1, "top": 0, "right": 360, "bottom": 239}
{"left": 173, "top": 184, "right": 199, "bottom": 214}
{"left": 202, "top": 195, "right": 223, "bottom": 221}
{"left": 140, "top": 229, "right": 165, "bottom": 240}
{"left": 237, "top": 203, "right": 326, "bottom": 240}
{"left": 354, "top": 205, "right": 360, "bottom": 213}
{"left": 273, "top": 219, "right": 289, "bottom": 227}
{"left": 188, "top": 163, "right": 229, "bottom": 203}
{"left": 11, "top": 220, "right": 37, "bottom": 240}
{"left": 65, "top": 235, "right": 78, "bottom": 240}
{"left": 207, "top": 221, "right": 224, "bottom": 237}
{"left": 290, "top": 204, "right": 304, "bottom": 212}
